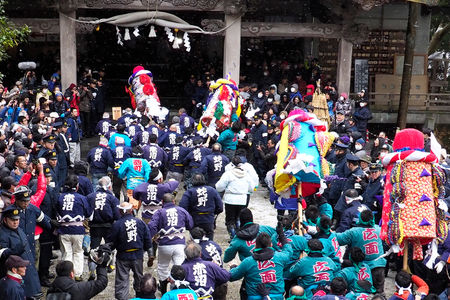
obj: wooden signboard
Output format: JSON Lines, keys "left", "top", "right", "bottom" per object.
{"left": 112, "top": 107, "right": 122, "bottom": 120}
{"left": 354, "top": 59, "right": 369, "bottom": 93}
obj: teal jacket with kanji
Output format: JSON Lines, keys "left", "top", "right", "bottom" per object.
{"left": 336, "top": 262, "right": 374, "bottom": 292}
{"left": 335, "top": 225, "right": 386, "bottom": 269}
{"left": 287, "top": 253, "right": 339, "bottom": 298}
{"left": 316, "top": 232, "right": 343, "bottom": 267}
{"left": 230, "top": 244, "right": 293, "bottom": 300}
{"left": 224, "top": 223, "right": 276, "bottom": 263}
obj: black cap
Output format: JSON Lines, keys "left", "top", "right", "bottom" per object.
{"left": 44, "top": 150, "right": 58, "bottom": 160}
{"left": 267, "top": 123, "right": 274, "bottom": 129}
{"left": 381, "top": 144, "right": 389, "bottom": 150}
{"left": 346, "top": 153, "right": 360, "bottom": 162}
{"left": 2, "top": 205, "right": 21, "bottom": 219}
{"left": 43, "top": 134, "right": 57, "bottom": 143}
{"left": 253, "top": 113, "right": 262, "bottom": 120}
{"left": 5, "top": 255, "right": 29, "bottom": 269}
{"left": 43, "top": 166, "right": 52, "bottom": 177}
{"left": 369, "top": 163, "right": 383, "bottom": 172}
{"left": 13, "top": 186, "right": 31, "bottom": 202}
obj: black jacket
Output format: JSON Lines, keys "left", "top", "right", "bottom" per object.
{"left": 48, "top": 266, "right": 108, "bottom": 300}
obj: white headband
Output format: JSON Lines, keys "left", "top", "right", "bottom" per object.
{"left": 395, "top": 282, "right": 412, "bottom": 295}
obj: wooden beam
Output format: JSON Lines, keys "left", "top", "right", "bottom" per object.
{"left": 240, "top": 22, "right": 343, "bottom": 38}
{"left": 75, "top": 0, "right": 224, "bottom": 11}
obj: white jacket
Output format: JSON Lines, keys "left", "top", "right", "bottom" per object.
{"left": 225, "top": 162, "right": 259, "bottom": 188}
{"left": 216, "top": 166, "right": 256, "bottom": 205}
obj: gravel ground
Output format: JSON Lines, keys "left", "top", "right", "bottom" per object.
{"left": 43, "top": 186, "right": 395, "bottom": 299}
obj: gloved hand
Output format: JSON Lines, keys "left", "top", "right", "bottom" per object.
{"left": 307, "top": 226, "right": 318, "bottom": 235}
{"left": 256, "top": 283, "right": 271, "bottom": 297}
{"left": 50, "top": 219, "right": 60, "bottom": 228}
{"left": 435, "top": 261, "right": 446, "bottom": 273}
{"left": 276, "top": 222, "right": 288, "bottom": 246}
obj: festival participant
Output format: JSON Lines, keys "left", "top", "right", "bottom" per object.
{"left": 287, "top": 239, "right": 339, "bottom": 298}
{"left": 166, "top": 136, "right": 190, "bottom": 183}
{"left": 183, "top": 137, "right": 212, "bottom": 189}
{"left": 216, "top": 157, "right": 257, "bottom": 240}
{"left": 336, "top": 247, "right": 374, "bottom": 293}
{"left": 86, "top": 136, "right": 114, "bottom": 189}
{"left": 66, "top": 107, "right": 82, "bottom": 166}
{"left": 217, "top": 121, "right": 241, "bottom": 161}
{"left": 161, "top": 265, "right": 198, "bottom": 300}
{"left": 336, "top": 189, "right": 369, "bottom": 233}
{"left": 199, "top": 143, "right": 230, "bottom": 187}
{"left": 179, "top": 173, "right": 223, "bottom": 240}
{"left": 95, "top": 112, "right": 113, "bottom": 136}
{"left": 118, "top": 146, "right": 151, "bottom": 210}
{"left": 311, "top": 277, "right": 349, "bottom": 300}
{"left": 148, "top": 193, "right": 193, "bottom": 294}
{"left": 388, "top": 271, "right": 429, "bottom": 300}
{"left": 108, "top": 202, "right": 152, "bottom": 300}
{"left": 108, "top": 124, "right": 132, "bottom": 151}
{"left": 142, "top": 134, "right": 167, "bottom": 172}
{"left": 224, "top": 208, "right": 276, "bottom": 262}
{"left": 230, "top": 230, "right": 292, "bottom": 300}
{"left": 56, "top": 174, "right": 93, "bottom": 281}
{"left": 362, "top": 163, "right": 384, "bottom": 222}
{"left": 182, "top": 242, "right": 230, "bottom": 299}
{"left": 336, "top": 209, "right": 386, "bottom": 293}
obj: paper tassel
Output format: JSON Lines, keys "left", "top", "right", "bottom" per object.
{"left": 419, "top": 218, "right": 432, "bottom": 226}
{"left": 149, "top": 25, "right": 156, "bottom": 37}
{"left": 124, "top": 28, "right": 131, "bottom": 41}
{"left": 186, "top": 46, "right": 191, "bottom": 52}
{"left": 420, "top": 168, "right": 431, "bottom": 177}
{"left": 116, "top": 26, "right": 123, "bottom": 46}
{"left": 133, "top": 27, "right": 140, "bottom": 37}
{"left": 419, "top": 194, "right": 432, "bottom": 202}
{"left": 308, "top": 142, "right": 315, "bottom": 147}
{"left": 172, "top": 38, "right": 180, "bottom": 49}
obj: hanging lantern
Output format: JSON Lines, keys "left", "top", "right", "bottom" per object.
{"left": 149, "top": 25, "right": 156, "bottom": 37}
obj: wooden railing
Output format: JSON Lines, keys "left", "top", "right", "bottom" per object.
{"left": 358, "top": 93, "right": 450, "bottom": 112}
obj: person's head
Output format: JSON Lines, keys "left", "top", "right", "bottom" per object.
{"left": 239, "top": 208, "right": 253, "bottom": 225}
{"left": 336, "top": 111, "right": 345, "bottom": 122}
{"left": 18, "top": 115, "right": 27, "bottom": 125}
{"left": 2, "top": 206, "right": 21, "bottom": 229}
{"left": 305, "top": 205, "right": 319, "bottom": 224}
{"left": 56, "top": 260, "right": 74, "bottom": 278}
{"left": 184, "top": 242, "right": 202, "bottom": 260}
{"left": 169, "top": 265, "right": 188, "bottom": 289}
{"left": 5, "top": 255, "right": 29, "bottom": 277}
{"left": 369, "top": 164, "right": 382, "bottom": 180}
{"left": 307, "top": 239, "right": 324, "bottom": 253}
{"left": 255, "top": 232, "right": 272, "bottom": 249}
{"left": 65, "top": 174, "right": 79, "bottom": 192}
{"left": 117, "top": 202, "right": 133, "bottom": 215}
{"left": 190, "top": 227, "right": 206, "bottom": 241}
{"left": 149, "top": 168, "right": 163, "bottom": 184}
{"left": 13, "top": 186, "right": 32, "bottom": 210}
{"left": 98, "top": 176, "right": 112, "bottom": 191}
{"left": 132, "top": 146, "right": 143, "bottom": 158}
{"left": 2, "top": 176, "right": 18, "bottom": 192}
{"left": 162, "top": 193, "right": 175, "bottom": 204}
{"left": 14, "top": 155, "right": 27, "bottom": 170}
{"left": 212, "top": 143, "right": 222, "bottom": 153}
{"left": 192, "top": 173, "right": 206, "bottom": 187}
{"left": 74, "top": 161, "right": 88, "bottom": 176}
{"left": 317, "top": 215, "right": 332, "bottom": 234}
{"left": 346, "top": 159, "right": 359, "bottom": 172}
{"left": 231, "top": 121, "right": 242, "bottom": 133}
{"left": 355, "top": 138, "right": 365, "bottom": 151}
{"left": 117, "top": 124, "right": 126, "bottom": 133}
{"left": 423, "top": 128, "right": 432, "bottom": 140}
{"left": 359, "top": 209, "right": 374, "bottom": 226}
{"left": 344, "top": 189, "right": 360, "bottom": 205}
{"left": 330, "top": 277, "right": 348, "bottom": 296}
{"left": 178, "top": 108, "right": 186, "bottom": 116}
{"left": 267, "top": 139, "right": 276, "bottom": 149}
{"left": 289, "top": 285, "right": 305, "bottom": 299}
{"left": 70, "top": 107, "right": 78, "bottom": 117}
{"left": 232, "top": 155, "right": 242, "bottom": 168}
{"left": 148, "top": 134, "right": 158, "bottom": 144}
{"left": 139, "top": 273, "right": 157, "bottom": 297}
{"left": 394, "top": 270, "right": 412, "bottom": 293}
{"left": 349, "top": 247, "right": 365, "bottom": 265}
{"left": 45, "top": 150, "right": 58, "bottom": 168}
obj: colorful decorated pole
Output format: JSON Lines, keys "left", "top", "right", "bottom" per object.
{"left": 273, "top": 109, "right": 335, "bottom": 236}
{"left": 381, "top": 128, "right": 448, "bottom": 264}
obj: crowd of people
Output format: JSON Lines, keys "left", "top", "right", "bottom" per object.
{"left": 0, "top": 62, "right": 448, "bottom": 300}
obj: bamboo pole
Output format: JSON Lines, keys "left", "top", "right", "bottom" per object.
{"left": 403, "top": 240, "right": 409, "bottom": 271}
{"left": 297, "top": 184, "right": 303, "bottom": 236}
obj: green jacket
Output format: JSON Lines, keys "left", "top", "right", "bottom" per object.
{"left": 287, "top": 254, "right": 339, "bottom": 298}
{"left": 271, "top": 232, "right": 307, "bottom": 264}
{"left": 224, "top": 223, "right": 276, "bottom": 263}
{"left": 336, "top": 262, "right": 373, "bottom": 292}
{"left": 230, "top": 244, "right": 293, "bottom": 299}
{"left": 335, "top": 225, "right": 386, "bottom": 269}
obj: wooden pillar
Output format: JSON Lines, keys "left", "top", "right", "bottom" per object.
{"left": 59, "top": 10, "right": 77, "bottom": 91}
{"left": 223, "top": 14, "right": 241, "bottom": 84}
{"left": 337, "top": 38, "right": 353, "bottom": 96}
